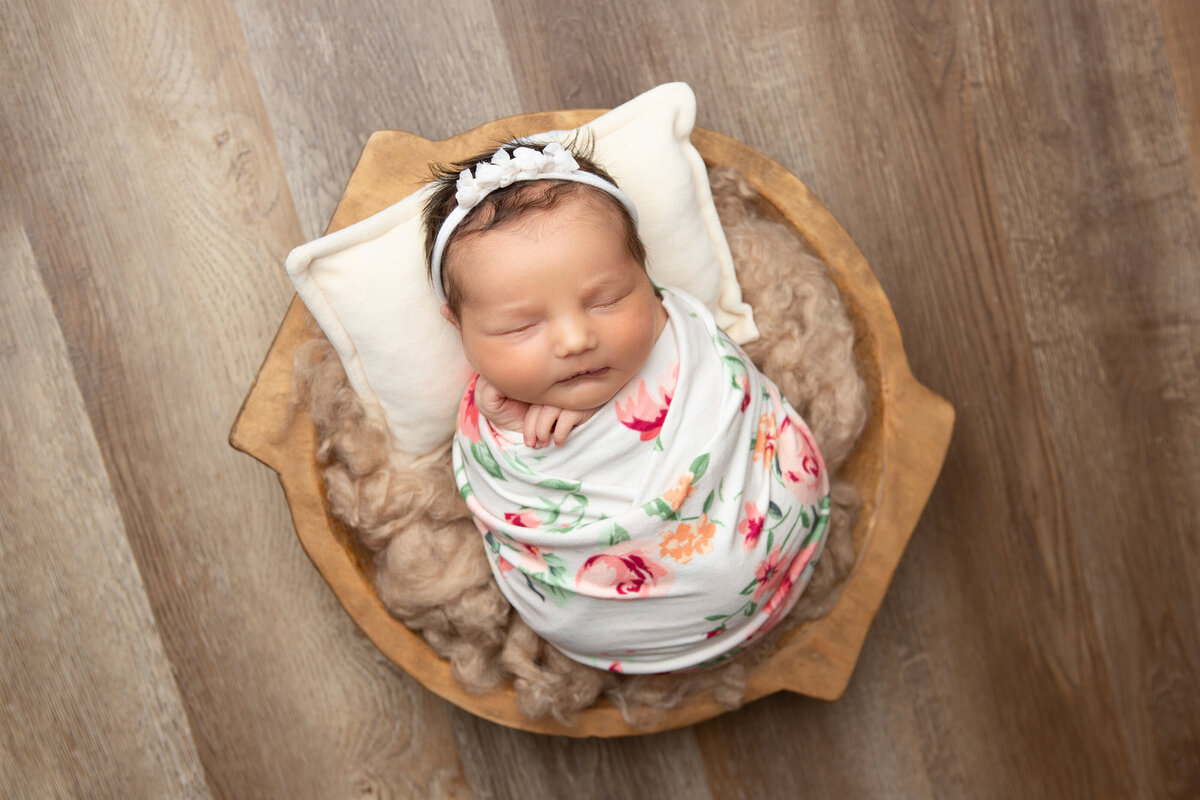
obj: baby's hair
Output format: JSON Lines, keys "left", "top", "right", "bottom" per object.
{"left": 422, "top": 136, "right": 647, "bottom": 317}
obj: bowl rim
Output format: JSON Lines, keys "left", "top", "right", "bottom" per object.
{"left": 230, "top": 109, "right": 955, "bottom": 737}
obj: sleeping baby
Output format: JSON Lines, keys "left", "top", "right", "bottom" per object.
{"left": 423, "top": 140, "right": 830, "bottom": 674}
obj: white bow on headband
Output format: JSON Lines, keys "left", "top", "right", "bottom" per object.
{"left": 430, "top": 141, "right": 639, "bottom": 305}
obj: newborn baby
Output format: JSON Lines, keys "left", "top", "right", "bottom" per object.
{"left": 424, "top": 141, "right": 830, "bottom": 674}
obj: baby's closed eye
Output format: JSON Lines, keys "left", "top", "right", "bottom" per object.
{"left": 490, "top": 320, "right": 538, "bottom": 336}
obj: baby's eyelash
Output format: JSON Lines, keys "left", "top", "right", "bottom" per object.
{"left": 594, "top": 292, "right": 630, "bottom": 309}
{"left": 499, "top": 322, "right": 535, "bottom": 335}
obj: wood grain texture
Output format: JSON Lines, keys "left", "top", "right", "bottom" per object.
{"left": 1, "top": 0, "right": 467, "bottom": 796}
{"left": 231, "top": 0, "right": 524, "bottom": 240}
{"left": 1153, "top": 0, "right": 1200, "bottom": 190}
{"left": 3, "top": 0, "right": 1198, "bottom": 795}
{"left": 0, "top": 226, "right": 212, "bottom": 798}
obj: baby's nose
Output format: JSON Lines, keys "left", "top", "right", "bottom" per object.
{"left": 553, "top": 314, "right": 597, "bottom": 357}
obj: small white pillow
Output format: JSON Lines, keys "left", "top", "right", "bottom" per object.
{"left": 286, "top": 82, "right": 758, "bottom": 456}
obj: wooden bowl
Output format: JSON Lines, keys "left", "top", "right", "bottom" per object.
{"left": 230, "top": 109, "right": 954, "bottom": 737}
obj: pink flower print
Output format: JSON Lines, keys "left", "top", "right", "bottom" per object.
{"left": 737, "top": 501, "right": 764, "bottom": 552}
{"left": 608, "top": 661, "right": 624, "bottom": 673}
{"left": 758, "top": 541, "right": 820, "bottom": 631}
{"left": 464, "top": 494, "right": 502, "bottom": 531}
{"left": 514, "top": 542, "right": 549, "bottom": 574}
{"left": 753, "top": 547, "right": 786, "bottom": 600}
{"left": 737, "top": 372, "right": 751, "bottom": 413}
{"left": 576, "top": 541, "right": 675, "bottom": 599}
{"left": 496, "top": 555, "right": 515, "bottom": 575}
{"left": 614, "top": 360, "right": 677, "bottom": 441}
{"left": 504, "top": 509, "right": 542, "bottom": 529}
{"left": 458, "top": 375, "right": 482, "bottom": 443}
{"left": 777, "top": 417, "right": 824, "bottom": 494}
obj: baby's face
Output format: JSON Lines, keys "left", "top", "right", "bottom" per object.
{"left": 446, "top": 194, "right": 666, "bottom": 412}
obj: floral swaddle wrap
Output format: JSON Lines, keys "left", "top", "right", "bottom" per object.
{"left": 453, "top": 288, "right": 831, "bottom": 674}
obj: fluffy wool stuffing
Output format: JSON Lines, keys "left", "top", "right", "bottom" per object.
{"left": 292, "top": 167, "right": 870, "bottom": 727}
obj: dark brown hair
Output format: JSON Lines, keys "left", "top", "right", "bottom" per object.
{"left": 422, "top": 137, "right": 647, "bottom": 317}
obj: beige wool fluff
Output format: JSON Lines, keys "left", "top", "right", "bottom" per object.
{"left": 292, "top": 167, "right": 870, "bottom": 727}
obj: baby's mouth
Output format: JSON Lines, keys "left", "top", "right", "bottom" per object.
{"left": 559, "top": 367, "right": 609, "bottom": 383}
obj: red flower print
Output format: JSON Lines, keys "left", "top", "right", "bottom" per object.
{"left": 737, "top": 501, "right": 764, "bottom": 551}
{"left": 608, "top": 661, "right": 624, "bottom": 673}
{"left": 575, "top": 541, "right": 675, "bottom": 599}
{"left": 758, "top": 541, "right": 819, "bottom": 629}
{"left": 753, "top": 547, "right": 786, "bottom": 600}
{"left": 458, "top": 375, "right": 482, "bottom": 443}
{"left": 614, "top": 361, "right": 677, "bottom": 441}
{"left": 513, "top": 542, "right": 549, "bottom": 574}
{"left": 777, "top": 417, "right": 825, "bottom": 496}
{"left": 504, "top": 509, "right": 542, "bottom": 528}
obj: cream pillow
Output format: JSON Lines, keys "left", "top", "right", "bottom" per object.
{"left": 286, "top": 82, "right": 757, "bottom": 456}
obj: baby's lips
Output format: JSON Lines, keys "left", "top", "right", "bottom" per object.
{"left": 558, "top": 366, "right": 609, "bottom": 383}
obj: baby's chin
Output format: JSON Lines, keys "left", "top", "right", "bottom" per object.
{"left": 527, "top": 378, "right": 625, "bottom": 413}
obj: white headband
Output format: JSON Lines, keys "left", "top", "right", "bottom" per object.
{"left": 429, "top": 141, "right": 639, "bottom": 305}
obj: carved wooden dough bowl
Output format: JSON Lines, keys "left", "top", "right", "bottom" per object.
{"left": 230, "top": 109, "right": 955, "bottom": 737}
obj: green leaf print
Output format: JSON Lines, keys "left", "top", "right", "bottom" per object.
{"left": 702, "top": 490, "right": 715, "bottom": 515}
{"left": 535, "top": 553, "right": 574, "bottom": 608}
{"left": 537, "top": 476, "right": 582, "bottom": 492}
{"left": 604, "top": 524, "right": 631, "bottom": 546}
{"left": 471, "top": 441, "right": 505, "bottom": 481}
{"left": 768, "top": 500, "right": 783, "bottom": 520}
{"left": 689, "top": 454, "right": 710, "bottom": 481}
{"left": 645, "top": 497, "right": 677, "bottom": 520}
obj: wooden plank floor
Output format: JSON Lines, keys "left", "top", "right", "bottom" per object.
{"left": 2, "top": 0, "right": 1197, "bottom": 797}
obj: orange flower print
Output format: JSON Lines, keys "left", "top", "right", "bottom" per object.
{"left": 753, "top": 412, "right": 777, "bottom": 471}
{"left": 659, "top": 514, "right": 716, "bottom": 564}
{"left": 662, "top": 472, "right": 696, "bottom": 512}
{"left": 737, "top": 501, "right": 764, "bottom": 551}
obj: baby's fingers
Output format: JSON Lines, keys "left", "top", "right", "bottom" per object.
{"left": 523, "top": 405, "right": 557, "bottom": 448}
{"left": 551, "top": 407, "right": 597, "bottom": 445}
{"left": 552, "top": 410, "right": 583, "bottom": 446}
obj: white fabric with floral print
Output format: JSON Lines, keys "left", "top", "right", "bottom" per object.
{"left": 453, "top": 288, "right": 830, "bottom": 674}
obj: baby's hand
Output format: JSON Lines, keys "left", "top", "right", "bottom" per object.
{"left": 523, "top": 404, "right": 597, "bottom": 448}
{"left": 473, "top": 376, "right": 530, "bottom": 432}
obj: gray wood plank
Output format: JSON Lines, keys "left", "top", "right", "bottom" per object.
{"left": 961, "top": 1, "right": 1200, "bottom": 795}
{"left": 0, "top": 1, "right": 469, "bottom": 796}
{"left": 231, "top": 0, "right": 524, "bottom": 240}
{"left": 0, "top": 225, "right": 212, "bottom": 799}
